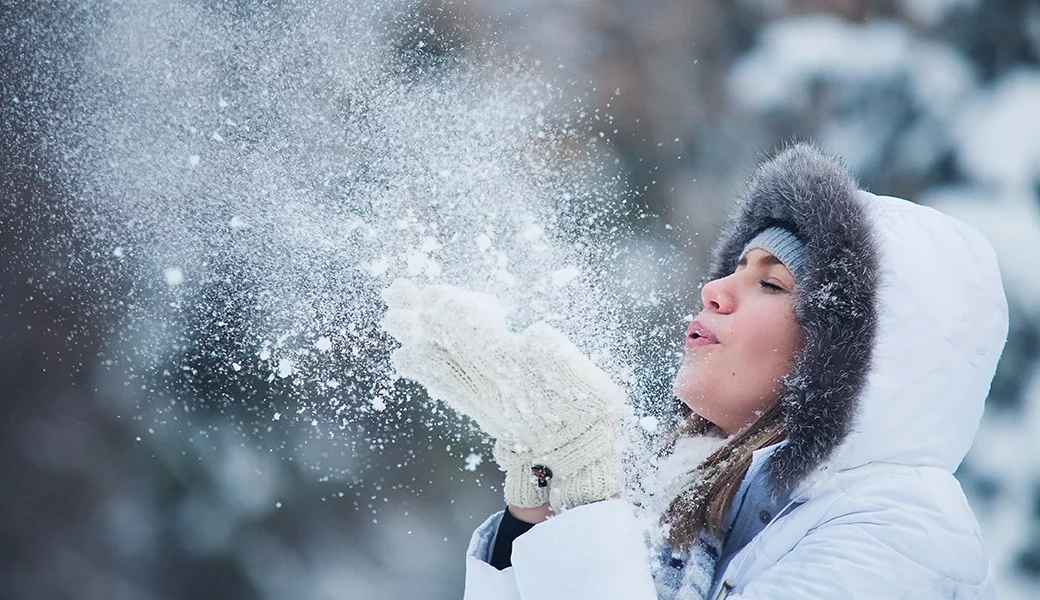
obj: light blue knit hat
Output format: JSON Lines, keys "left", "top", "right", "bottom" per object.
{"left": 739, "top": 226, "right": 808, "bottom": 283}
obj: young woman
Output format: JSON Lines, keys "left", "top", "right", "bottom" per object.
{"left": 381, "top": 144, "right": 1008, "bottom": 599}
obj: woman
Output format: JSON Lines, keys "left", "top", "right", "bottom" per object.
{"left": 381, "top": 144, "right": 1008, "bottom": 599}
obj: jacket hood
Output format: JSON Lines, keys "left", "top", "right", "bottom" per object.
{"left": 706, "top": 144, "right": 1008, "bottom": 496}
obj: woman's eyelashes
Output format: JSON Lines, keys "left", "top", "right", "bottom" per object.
{"left": 759, "top": 280, "right": 785, "bottom": 292}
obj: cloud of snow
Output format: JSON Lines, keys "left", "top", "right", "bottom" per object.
{"left": 52, "top": 0, "right": 664, "bottom": 480}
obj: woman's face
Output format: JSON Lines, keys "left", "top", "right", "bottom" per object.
{"left": 673, "top": 248, "right": 804, "bottom": 435}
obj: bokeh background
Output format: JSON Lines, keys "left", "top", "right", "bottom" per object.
{"left": 3, "top": 0, "right": 1040, "bottom": 598}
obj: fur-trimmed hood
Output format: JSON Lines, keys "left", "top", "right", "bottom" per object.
{"left": 707, "top": 144, "right": 1009, "bottom": 499}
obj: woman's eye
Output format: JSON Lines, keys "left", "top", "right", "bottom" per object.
{"left": 759, "top": 280, "right": 783, "bottom": 292}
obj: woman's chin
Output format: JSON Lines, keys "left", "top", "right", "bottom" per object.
{"left": 672, "top": 376, "right": 691, "bottom": 405}
{"left": 672, "top": 363, "right": 702, "bottom": 402}
{"left": 673, "top": 380, "right": 703, "bottom": 414}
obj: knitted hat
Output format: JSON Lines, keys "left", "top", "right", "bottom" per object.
{"left": 738, "top": 226, "right": 807, "bottom": 284}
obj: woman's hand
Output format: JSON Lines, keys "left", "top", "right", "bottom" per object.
{"left": 381, "top": 278, "right": 626, "bottom": 514}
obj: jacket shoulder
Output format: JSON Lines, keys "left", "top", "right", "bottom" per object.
{"left": 817, "top": 466, "right": 990, "bottom": 583}
{"left": 726, "top": 466, "right": 994, "bottom": 599}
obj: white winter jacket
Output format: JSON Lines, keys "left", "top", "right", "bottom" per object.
{"left": 463, "top": 147, "right": 1008, "bottom": 599}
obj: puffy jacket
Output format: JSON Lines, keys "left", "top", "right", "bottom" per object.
{"left": 463, "top": 145, "right": 1008, "bottom": 599}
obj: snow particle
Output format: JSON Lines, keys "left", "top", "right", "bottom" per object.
{"left": 639, "top": 415, "right": 660, "bottom": 433}
{"left": 163, "top": 267, "right": 184, "bottom": 286}
{"left": 464, "top": 453, "right": 483, "bottom": 471}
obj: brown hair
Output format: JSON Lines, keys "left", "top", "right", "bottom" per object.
{"left": 662, "top": 402, "right": 787, "bottom": 548}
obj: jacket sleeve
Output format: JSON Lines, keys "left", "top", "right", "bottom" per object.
{"left": 464, "top": 499, "right": 659, "bottom": 600}
{"left": 464, "top": 510, "right": 523, "bottom": 600}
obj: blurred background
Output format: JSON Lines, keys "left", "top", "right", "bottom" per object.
{"left": 3, "top": 0, "right": 1040, "bottom": 598}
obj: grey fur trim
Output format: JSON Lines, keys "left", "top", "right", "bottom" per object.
{"left": 704, "top": 144, "right": 880, "bottom": 494}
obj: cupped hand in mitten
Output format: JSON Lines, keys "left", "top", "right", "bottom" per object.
{"left": 380, "top": 278, "right": 626, "bottom": 512}
{"left": 381, "top": 278, "right": 523, "bottom": 439}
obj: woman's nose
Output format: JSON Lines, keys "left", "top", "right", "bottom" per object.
{"left": 701, "top": 275, "right": 735, "bottom": 313}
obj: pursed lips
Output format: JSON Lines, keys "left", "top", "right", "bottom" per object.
{"left": 686, "top": 320, "right": 719, "bottom": 349}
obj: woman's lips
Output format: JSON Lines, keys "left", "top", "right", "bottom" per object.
{"left": 686, "top": 320, "right": 718, "bottom": 349}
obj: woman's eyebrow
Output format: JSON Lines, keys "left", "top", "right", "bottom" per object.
{"left": 739, "top": 252, "right": 784, "bottom": 267}
{"left": 757, "top": 254, "right": 783, "bottom": 267}
{"left": 745, "top": 252, "right": 795, "bottom": 285}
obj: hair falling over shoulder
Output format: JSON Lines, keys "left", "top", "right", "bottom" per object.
{"left": 662, "top": 403, "right": 787, "bottom": 548}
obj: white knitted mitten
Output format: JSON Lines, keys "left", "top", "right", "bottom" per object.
{"left": 381, "top": 278, "right": 625, "bottom": 513}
